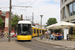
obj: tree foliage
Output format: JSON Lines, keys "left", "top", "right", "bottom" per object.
{"left": 11, "top": 15, "right": 20, "bottom": 27}
{"left": 0, "top": 17, "right": 4, "bottom": 27}
{"left": 46, "top": 18, "right": 57, "bottom": 26}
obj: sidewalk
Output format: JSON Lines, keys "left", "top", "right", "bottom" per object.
{"left": 33, "top": 37, "right": 75, "bottom": 48}
{"left": 0, "top": 41, "right": 30, "bottom": 50}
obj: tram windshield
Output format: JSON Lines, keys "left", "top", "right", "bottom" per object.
{"left": 17, "top": 24, "right": 32, "bottom": 35}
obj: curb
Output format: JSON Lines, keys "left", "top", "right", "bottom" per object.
{"left": 0, "top": 41, "right": 14, "bottom": 44}
{"left": 33, "top": 38, "right": 75, "bottom": 49}
{"left": 34, "top": 39, "right": 63, "bottom": 46}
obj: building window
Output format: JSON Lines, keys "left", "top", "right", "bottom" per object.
{"left": 69, "top": 4, "right": 73, "bottom": 16}
{"left": 71, "top": 19, "right": 75, "bottom": 23}
{"left": 69, "top": 2, "right": 75, "bottom": 16}
{"left": 65, "top": 0, "right": 67, "bottom": 2}
{"left": 73, "top": 2, "right": 75, "bottom": 15}
{"left": 63, "top": 7, "right": 66, "bottom": 18}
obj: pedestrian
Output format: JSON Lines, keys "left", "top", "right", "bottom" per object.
{"left": 0, "top": 32, "right": 1, "bottom": 38}
{"left": 52, "top": 32, "right": 55, "bottom": 40}
{"left": 51, "top": 34, "right": 53, "bottom": 40}
{"left": 55, "top": 33, "right": 59, "bottom": 40}
{"left": 48, "top": 30, "right": 51, "bottom": 40}
{"left": 45, "top": 30, "right": 48, "bottom": 39}
{"left": 1, "top": 33, "right": 3, "bottom": 38}
{"left": 67, "top": 34, "right": 71, "bottom": 41}
{"left": 40, "top": 31, "right": 45, "bottom": 40}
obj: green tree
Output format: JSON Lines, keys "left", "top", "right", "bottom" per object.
{"left": 47, "top": 18, "right": 61, "bottom": 33}
{"left": 0, "top": 17, "right": 4, "bottom": 27}
{"left": 46, "top": 18, "right": 57, "bottom": 26}
{"left": 11, "top": 15, "right": 20, "bottom": 28}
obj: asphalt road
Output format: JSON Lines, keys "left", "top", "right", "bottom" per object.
{"left": 0, "top": 37, "right": 74, "bottom": 50}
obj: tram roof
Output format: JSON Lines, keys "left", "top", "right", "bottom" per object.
{"left": 18, "top": 20, "right": 31, "bottom": 24}
{"left": 32, "top": 26, "right": 46, "bottom": 30}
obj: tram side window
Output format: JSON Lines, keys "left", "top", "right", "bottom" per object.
{"left": 37, "top": 30, "right": 38, "bottom": 33}
{"left": 34, "top": 29, "right": 36, "bottom": 33}
{"left": 40, "top": 30, "right": 41, "bottom": 33}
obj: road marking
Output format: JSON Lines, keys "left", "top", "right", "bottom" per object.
{"left": 54, "top": 46, "right": 74, "bottom": 49}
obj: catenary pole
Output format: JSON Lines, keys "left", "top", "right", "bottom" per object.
{"left": 8, "top": 0, "right": 11, "bottom": 42}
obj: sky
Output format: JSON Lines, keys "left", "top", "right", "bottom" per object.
{"left": 0, "top": 0, "right": 60, "bottom": 25}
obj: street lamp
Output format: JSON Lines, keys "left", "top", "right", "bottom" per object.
{"left": 40, "top": 15, "right": 43, "bottom": 35}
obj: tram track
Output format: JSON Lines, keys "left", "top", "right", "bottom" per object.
{"left": 17, "top": 41, "right": 48, "bottom": 50}
{"left": 23, "top": 42, "right": 47, "bottom": 50}
{"left": 16, "top": 39, "right": 73, "bottom": 50}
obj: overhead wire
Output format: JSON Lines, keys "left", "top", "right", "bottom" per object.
{"left": 11, "top": 0, "right": 35, "bottom": 21}
{"left": 0, "top": 0, "right": 36, "bottom": 9}
{"left": 0, "top": 3, "right": 6, "bottom": 9}
{"left": 0, "top": 1, "right": 9, "bottom": 9}
{"left": 29, "top": 0, "right": 36, "bottom": 6}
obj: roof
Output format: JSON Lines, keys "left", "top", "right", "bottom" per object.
{"left": 2, "top": 11, "right": 15, "bottom": 18}
{"left": 18, "top": 20, "right": 31, "bottom": 24}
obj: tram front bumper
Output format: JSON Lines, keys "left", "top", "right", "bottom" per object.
{"left": 17, "top": 35, "right": 32, "bottom": 40}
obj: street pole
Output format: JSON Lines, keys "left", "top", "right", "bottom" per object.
{"left": 40, "top": 15, "right": 43, "bottom": 35}
{"left": 8, "top": 0, "right": 11, "bottom": 42}
{"left": 32, "top": 12, "right": 34, "bottom": 25}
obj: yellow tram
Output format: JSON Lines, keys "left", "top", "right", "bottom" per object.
{"left": 17, "top": 20, "right": 46, "bottom": 41}
{"left": 17, "top": 21, "right": 32, "bottom": 41}
{"left": 32, "top": 26, "right": 46, "bottom": 37}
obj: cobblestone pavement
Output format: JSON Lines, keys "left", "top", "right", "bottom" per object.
{"left": 16, "top": 39, "right": 74, "bottom": 50}
{"left": 0, "top": 40, "right": 30, "bottom": 50}
{"left": 33, "top": 37, "right": 75, "bottom": 49}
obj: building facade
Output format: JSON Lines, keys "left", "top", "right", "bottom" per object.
{"left": 60, "top": 0, "right": 75, "bottom": 34}
{"left": 0, "top": 10, "right": 14, "bottom": 34}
